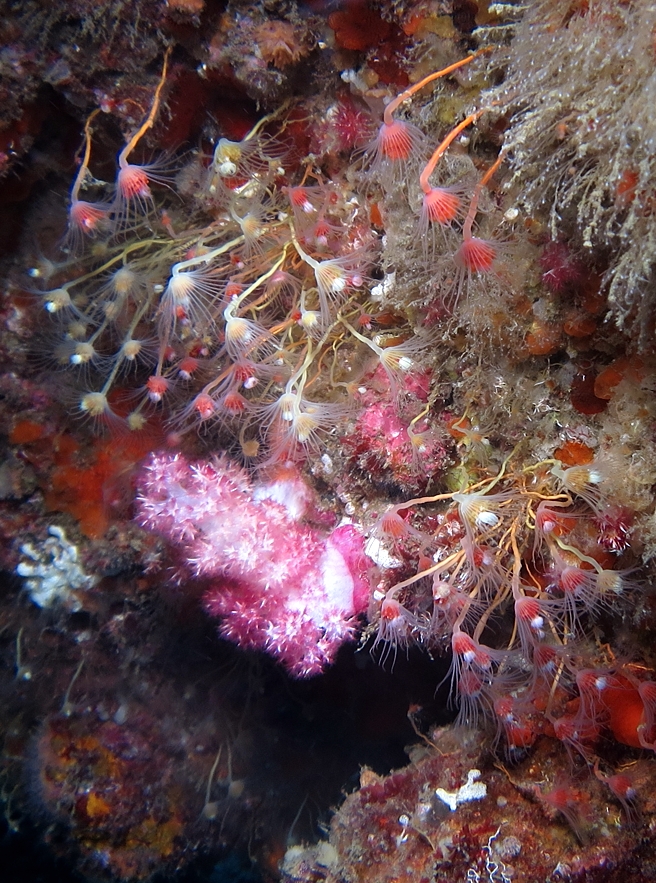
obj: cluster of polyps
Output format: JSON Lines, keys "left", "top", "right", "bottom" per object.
{"left": 35, "top": 45, "right": 524, "bottom": 477}
{"left": 35, "top": 52, "right": 455, "bottom": 471}
{"left": 359, "top": 49, "right": 512, "bottom": 308}
{"left": 371, "top": 451, "right": 653, "bottom": 803}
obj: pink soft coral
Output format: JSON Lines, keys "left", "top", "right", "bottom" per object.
{"left": 136, "top": 452, "right": 371, "bottom": 677}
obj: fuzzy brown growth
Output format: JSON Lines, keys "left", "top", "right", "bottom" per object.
{"left": 254, "top": 21, "right": 310, "bottom": 69}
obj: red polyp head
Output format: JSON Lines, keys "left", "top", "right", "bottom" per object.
{"left": 577, "top": 669, "right": 607, "bottom": 695}
{"left": 288, "top": 186, "right": 313, "bottom": 209}
{"left": 515, "top": 596, "right": 542, "bottom": 622}
{"left": 452, "top": 630, "right": 477, "bottom": 660}
{"left": 544, "top": 785, "right": 576, "bottom": 813}
{"left": 607, "top": 773, "right": 635, "bottom": 801}
{"left": 381, "top": 597, "right": 401, "bottom": 621}
{"left": 231, "top": 361, "right": 256, "bottom": 386}
{"left": 536, "top": 503, "right": 559, "bottom": 534}
{"left": 225, "top": 281, "right": 244, "bottom": 299}
{"left": 494, "top": 696, "right": 514, "bottom": 719}
{"left": 193, "top": 394, "right": 214, "bottom": 420}
{"left": 178, "top": 356, "right": 199, "bottom": 378}
{"left": 496, "top": 699, "right": 536, "bottom": 749}
{"left": 379, "top": 120, "right": 413, "bottom": 162}
{"left": 222, "top": 392, "right": 248, "bottom": 415}
{"left": 542, "top": 782, "right": 589, "bottom": 842}
{"left": 380, "top": 509, "right": 408, "bottom": 538}
{"left": 423, "top": 187, "right": 461, "bottom": 225}
{"left": 456, "top": 236, "right": 497, "bottom": 273}
{"left": 554, "top": 711, "right": 600, "bottom": 747}
{"left": 118, "top": 164, "right": 152, "bottom": 201}
{"left": 507, "top": 721, "right": 536, "bottom": 750}
{"left": 70, "top": 200, "right": 106, "bottom": 234}
{"left": 471, "top": 543, "right": 494, "bottom": 568}
{"left": 533, "top": 645, "right": 558, "bottom": 677}
{"left": 474, "top": 646, "right": 492, "bottom": 669}
{"left": 560, "top": 566, "right": 586, "bottom": 594}
{"left": 146, "top": 375, "right": 170, "bottom": 403}
{"left": 459, "top": 669, "right": 484, "bottom": 697}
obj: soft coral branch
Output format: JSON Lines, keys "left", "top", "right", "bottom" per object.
{"left": 135, "top": 452, "right": 372, "bottom": 676}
